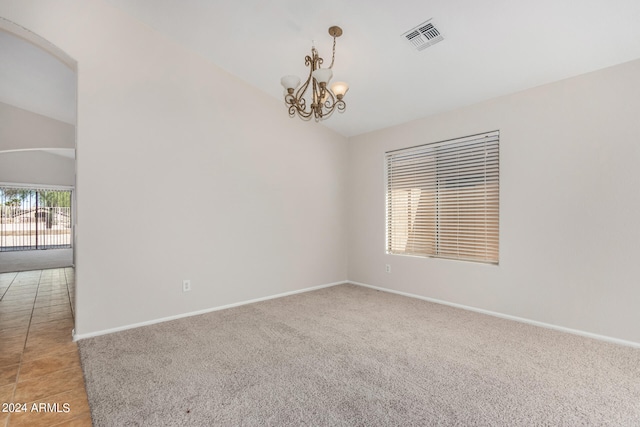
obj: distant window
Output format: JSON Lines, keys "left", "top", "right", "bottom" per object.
{"left": 0, "top": 186, "right": 72, "bottom": 251}
{"left": 385, "top": 131, "right": 499, "bottom": 264}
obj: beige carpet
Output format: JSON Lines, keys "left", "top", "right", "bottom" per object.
{"left": 79, "top": 284, "right": 640, "bottom": 426}
{"left": 0, "top": 248, "right": 73, "bottom": 273}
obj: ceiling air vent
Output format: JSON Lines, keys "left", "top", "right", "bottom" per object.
{"left": 402, "top": 19, "right": 444, "bottom": 52}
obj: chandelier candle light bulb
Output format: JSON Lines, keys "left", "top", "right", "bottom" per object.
{"left": 281, "top": 75, "right": 301, "bottom": 93}
{"left": 330, "top": 81, "right": 349, "bottom": 99}
{"left": 281, "top": 26, "right": 349, "bottom": 121}
{"left": 311, "top": 68, "right": 333, "bottom": 85}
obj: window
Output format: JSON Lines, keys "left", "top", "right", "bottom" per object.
{"left": 0, "top": 186, "right": 72, "bottom": 251}
{"left": 385, "top": 131, "right": 499, "bottom": 264}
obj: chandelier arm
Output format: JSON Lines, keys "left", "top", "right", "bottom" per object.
{"left": 294, "top": 51, "right": 314, "bottom": 112}
{"left": 285, "top": 93, "right": 305, "bottom": 117}
{"left": 319, "top": 103, "right": 337, "bottom": 121}
{"left": 298, "top": 108, "right": 314, "bottom": 120}
{"left": 324, "top": 95, "right": 346, "bottom": 117}
{"left": 298, "top": 101, "right": 314, "bottom": 119}
{"left": 286, "top": 87, "right": 314, "bottom": 120}
{"left": 295, "top": 77, "right": 311, "bottom": 107}
{"left": 323, "top": 90, "right": 336, "bottom": 108}
{"left": 286, "top": 96, "right": 313, "bottom": 120}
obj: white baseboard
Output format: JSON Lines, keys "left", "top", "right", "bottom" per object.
{"left": 73, "top": 280, "right": 348, "bottom": 341}
{"left": 74, "top": 279, "right": 640, "bottom": 349}
{"left": 349, "top": 281, "right": 640, "bottom": 349}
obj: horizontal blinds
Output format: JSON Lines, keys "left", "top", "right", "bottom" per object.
{"left": 386, "top": 131, "right": 499, "bottom": 264}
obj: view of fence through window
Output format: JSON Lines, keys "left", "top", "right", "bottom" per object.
{"left": 0, "top": 186, "right": 72, "bottom": 252}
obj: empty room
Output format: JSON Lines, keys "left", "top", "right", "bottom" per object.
{"left": 1, "top": 1, "right": 639, "bottom": 425}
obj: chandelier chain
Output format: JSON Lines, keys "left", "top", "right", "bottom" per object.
{"left": 329, "top": 36, "right": 336, "bottom": 69}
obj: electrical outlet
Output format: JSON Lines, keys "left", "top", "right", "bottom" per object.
{"left": 182, "top": 280, "right": 191, "bottom": 292}
{"left": 385, "top": 264, "right": 391, "bottom": 273}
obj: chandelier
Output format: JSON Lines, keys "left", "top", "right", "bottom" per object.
{"left": 281, "top": 26, "right": 349, "bottom": 121}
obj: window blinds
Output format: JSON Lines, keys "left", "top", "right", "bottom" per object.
{"left": 385, "top": 131, "right": 499, "bottom": 264}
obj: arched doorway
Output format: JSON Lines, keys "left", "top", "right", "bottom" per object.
{"left": 0, "top": 17, "right": 78, "bottom": 312}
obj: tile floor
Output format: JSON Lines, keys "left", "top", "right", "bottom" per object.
{"left": 0, "top": 268, "right": 92, "bottom": 426}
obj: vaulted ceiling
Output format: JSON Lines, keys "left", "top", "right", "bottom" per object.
{"left": 3, "top": 1, "right": 640, "bottom": 137}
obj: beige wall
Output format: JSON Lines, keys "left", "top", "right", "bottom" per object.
{"left": 348, "top": 58, "right": 640, "bottom": 344}
{"left": 3, "top": 1, "right": 639, "bottom": 345}
{"left": 0, "top": 102, "right": 75, "bottom": 187}
{"left": 0, "top": 101, "right": 75, "bottom": 152}
{"left": 0, "top": 0, "right": 348, "bottom": 336}
{"left": 0, "top": 150, "right": 74, "bottom": 186}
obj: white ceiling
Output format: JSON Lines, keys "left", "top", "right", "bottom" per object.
{"left": 3, "top": 1, "right": 640, "bottom": 138}
{"left": 102, "top": 0, "right": 640, "bottom": 137}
